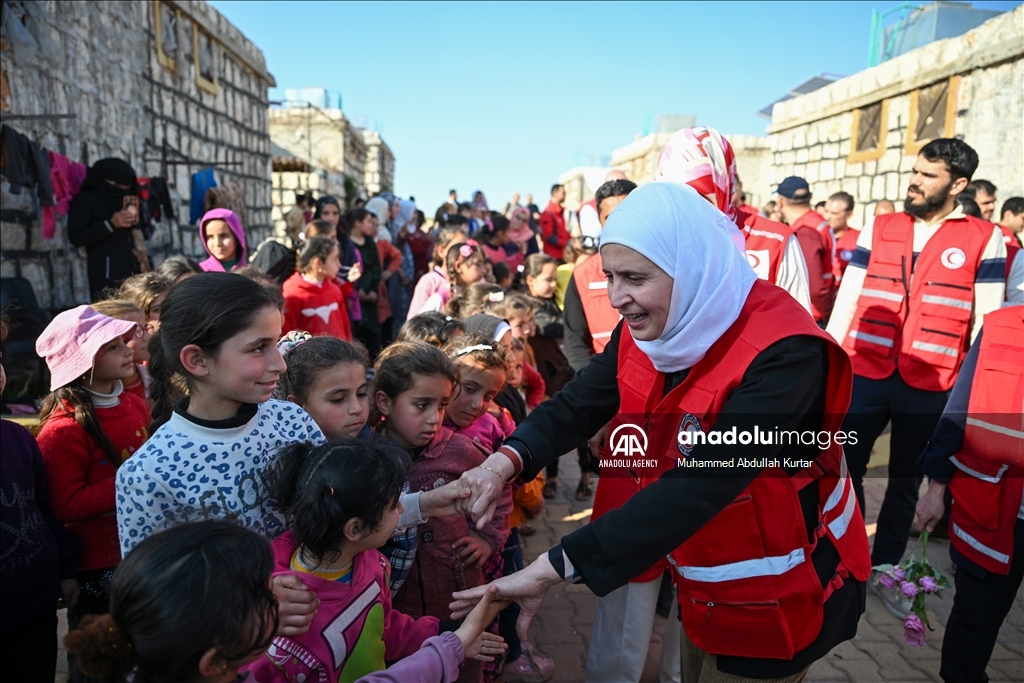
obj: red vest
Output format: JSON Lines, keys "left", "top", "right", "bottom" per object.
{"left": 842, "top": 212, "right": 992, "bottom": 392}
{"left": 833, "top": 228, "right": 860, "bottom": 284}
{"left": 999, "top": 224, "right": 1021, "bottom": 282}
{"left": 617, "top": 280, "right": 870, "bottom": 659}
{"left": 948, "top": 306, "right": 1024, "bottom": 574}
{"left": 572, "top": 253, "right": 620, "bottom": 355}
{"left": 738, "top": 210, "right": 793, "bottom": 285}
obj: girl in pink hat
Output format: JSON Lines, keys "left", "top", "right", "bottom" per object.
{"left": 33, "top": 305, "right": 151, "bottom": 680}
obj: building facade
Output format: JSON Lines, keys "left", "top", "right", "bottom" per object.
{"left": 1, "top": 0, "right": 275, "bottom": 309}
{"left": 765, "top": 5, "right": 1023, "bottom": 229}
{"left": 362, "top": 129, "right": 394, "bottom": 196}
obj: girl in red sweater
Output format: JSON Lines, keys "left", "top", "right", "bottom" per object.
{"left": 282, "top": 236, "right": 355, "bottom": 341}
{"left": 33, "top": 305, "right": 150, "bottom": 680}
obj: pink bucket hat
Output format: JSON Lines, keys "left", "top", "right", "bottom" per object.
{"left": 35, "top": 305, "right": 139, "bottom": 391}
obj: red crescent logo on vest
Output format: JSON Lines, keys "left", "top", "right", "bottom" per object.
{"left": 746, "top": 252, "right": 761, "bottom": 269}
{"left": 940, "top": 247, "right": 966, "bottom": 270}
{"left": 677, "top": 414, "right": 702, "bottom": 455}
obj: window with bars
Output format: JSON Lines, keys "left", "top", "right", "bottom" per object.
{"left": 849, "top": 100, "right": 888, "bottom": 162}
{"left": 154, "top": 1, "right": 178, "bottom": 72}
{"left": 906, "top": 77, "right": 959, "bottom": 155}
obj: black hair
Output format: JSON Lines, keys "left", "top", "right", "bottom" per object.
{"left": 269, "top": 439, "right": 408, "bottom": 566}
{"left": 966, "top": 179, "right": 997, "bottom": 197}
{"left": 64, "top": 521, "right": 278, "bottom": 682}
{"left": 522, "top": 253, "right": 557, "bottom": 280}
{"left": 278, "top": 337, "right": 369, "bottom": 402}
{"left": 446, "top": 282, "right": 504, "bottom": 319}
{"left": 815, "top": 201, "right": 826, "bottom": 211}
{"left": 445, "top": 241, "right": 484, "bottom": 290}
{"left": 398, "top": 311, "right": 466, "bottom": 348}
{"left": 155, "top": 255, "right": 204, "bottom": 282}
{"left": 486, "top": 291, "right": 536, "bottom": 321}
{"left": 40, "top": 385, "right": 118, "bottom": 464}
{"left": 297, "top": 236, "right": 337, "bottom": 273}
{"left": 595, "top": 179, "right": 637, "bottom": 213}
{"left": 443, "top": 214, "right": 470, "bottom": 229}
{"left": 347, "top": 208, "right": 371, "bottom": 225}
{"left": 479, "top": 214, "right": 510, "bottom": 242}
{"left": 430, "top": 226, "right": 467, "bottom": 267}
{"left": 550, "top": 183, "right": 564, "bottom": 196}
{"left": 1000, "top": 197, "right": 1024, "bottom": 219}
{"left": 370, "top": 341, "right": 458, "bottom": 425}
{"left": 117, "top": 272, "right": 174, "bottom": 319}
{"left": 919, "top": 138, "right": 978, "bottom": 182}
{"left": 492, "top": 261, "right": 512, "bottom": 285}
{"left": 443, "top": 333, "right": 512, "bottom": 376}
{"left": 148, "top": 273, "right": 284, "bottom": 430}
{"left": 828, "top": 191, "right": 855, "bottom": 212}
{"left": 957, "top": 195, "right": 982, "bottom": 218}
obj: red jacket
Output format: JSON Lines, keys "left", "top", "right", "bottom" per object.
{"left": 738, "top": 210, "right": 794, "bottom": 285}
{"left": 572, "top": 253, "right": 619, "bottom": 354}
{"left": 833, "top": 228, "right": 860, "bottom": 284}
{"left": 282, "top": 272, "right": 353, "bottom": 340}
{"left": 619, "top": 280, "right": 869, "bottom": 659}
{"left": 790, "top": 210, "right": 834, "bottom": 322}
{"left": 841, "top": 212, "right": 992, "bottom": 392}
{"left": 36, "top": 393, "right": 150, "bottom": 571}
{"left": 539, "top": 202, "right": 569, "bottom": 260}
{"left": 948, "top": 306, "right": 1024, "bottom": 574}
{"left": 999, "top": 224, "right": 1021, "bottom": 281}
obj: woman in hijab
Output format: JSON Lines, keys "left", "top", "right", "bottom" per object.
{"left": 656, "top": 126, "right": 812, "bottom": 313}
{"left": 453, "top": 182, "right": 870, "bottom": 683}
{"left": 313, "top": 196, "right": 364, "bottom": 326}
{"left": 507, "top": 205, "right": 539, "bottom": 258}
{"left": 68, "top": 159, "right": 143, "bottom": 299}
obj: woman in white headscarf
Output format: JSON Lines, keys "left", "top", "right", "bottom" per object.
{"left": 452, "top": 182, "right": 870, "bottom": 683}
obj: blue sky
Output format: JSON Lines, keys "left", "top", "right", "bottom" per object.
{"left": 210, "top": 1, "right": 1020, "bottom": 212}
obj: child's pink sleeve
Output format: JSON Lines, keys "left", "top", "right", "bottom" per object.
{"left": 380, "top": 559, "right": 440, "bottom": 660}
{"left": 355, "top": 632, "right": 464, "bottom": 683}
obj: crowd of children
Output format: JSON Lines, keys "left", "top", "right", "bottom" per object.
{"left": 1, "top": 195, "right": 585, "bottom": 683}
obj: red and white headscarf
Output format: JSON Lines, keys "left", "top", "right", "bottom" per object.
{"left": 655, "top": 126, "right": 746, "bottom": 253}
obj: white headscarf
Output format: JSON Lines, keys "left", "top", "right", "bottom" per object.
{"left": 600, "top": 181, "right": 757, "bottom": 373}
{"left": 364, "top": 197, "right": 392, "bottom": 242}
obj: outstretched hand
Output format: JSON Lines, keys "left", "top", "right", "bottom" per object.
{"left": 457, "top": 453, "right": 514, "bottom": 530}
{"left": 455, "top": 585, "right": 511, "bottom": 661}
{"left": 418, "top": 480, "right": 472, "bottom": 519}
{"left": 451, "top": 552, "right": 563, "bottom": 641}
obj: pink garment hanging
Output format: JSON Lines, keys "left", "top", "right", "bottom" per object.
{"left": 44, "top": 151, "right": 87, "bottom": 239}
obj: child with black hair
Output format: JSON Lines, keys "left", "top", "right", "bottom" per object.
{"left": 154, "top": 254, "right": 203, "bottom": 283}
{"left": 64, "top": 520, "right": 511, "bottom": 683}
{"left": 243, "top": 439, "right": 505, "bottom": 680}
{"left": 443, "top": 241, "right": 487, "bottom": 311}
{"left": 281, "top": 236, "right": 357, "bottom": 341}
{"left": 478, "top": 215, "right": 523, "bottom": 271}
{"left": 1, "top": 315, "right": 82, "bottom": 683}
{"left": 398, "top": 311, "right": 466, "bottom": 348}
{"left": 492, "top": 261, "right": 513, "bottom": 290}
{"left": 373, "top": 342, "right": 512, "bottom": 683}
{"left": 116, "top": 271, "right": 173, "bottom": 334}
{"left": 65, "top": 521, "right": 278, "bottom": 683}
{"left": 34, "top": 306, "right": 150, "bottom": 681}
{"left": 446, "top": 282, "right": 504, "bottom": 320}
{"left": 408, "top": 226, "right": 468, "bottom": 317}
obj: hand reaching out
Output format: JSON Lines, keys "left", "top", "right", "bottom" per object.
{"left": 454, "top": 585, "right": 511, "bottom": 662}
{"left": 452, "top": 532, "right": 492, "bottom": 568}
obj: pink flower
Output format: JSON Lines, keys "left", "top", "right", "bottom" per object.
{"left": 900, "top": 581, "right": 919, "bottom": 599}
{"left": 904, "top": 614, "right": 927, "bottom": 647}
{"left": 878, "top": 572, "right": 896, "bottom": 589}
{"left": 893, "top": 567, "right": 906, "bottom": 581}
{"left": 920, "top": 576, "right": 939, "bottom": 593}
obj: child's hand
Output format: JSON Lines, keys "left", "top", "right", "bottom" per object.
{"left": 347, "top": 261, "right": 362, "bottom": 282}
{"left": 272, "top": 574, "right": 320, "bottom": 636}
{"left": 57, "top": 578, "right": 80, "bottom": 609}
{"left": 452, "top": 532, "right": 492, "bottom": 568}
{"left": 454, "top": 585, "right": 511, "bottom": 661}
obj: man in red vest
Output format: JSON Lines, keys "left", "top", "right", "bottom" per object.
{"left": 824, "top": 191, "right": 860, "bottom": 285}
{"left": 963, "top": 178, "right": 998, "bottom": 222}
{"left": 539, "top": 183, "right": 569, "bottom": 260}
{"left": 996, "top": 196, "right": 1023, "bottom": 284}
{"left": 826, "top": 138, "right": 1007, "bottom": 618}
{"left": 777, "top": 176, "right": 835, "bottom": 326}
{"left": 914, "top": 305, "right": 1023, "bottom": 683}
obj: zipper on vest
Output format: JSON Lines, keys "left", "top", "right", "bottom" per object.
{"left": 921, "top": 327, "right": 960, "bottom": 338}
{"left": 865, "top": 274, "right": 902, "bottom": 283}
{"left": 862, "top": 318, "right": 897, "bottom": 328}
{"left": 925, "top": 281, "right": 971, "bottom": 291}
{"left": 693, "top": 599, "right": 780, "bottom": 624}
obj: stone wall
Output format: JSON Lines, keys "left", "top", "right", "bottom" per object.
{"left": 766, "top": 5, "right": 1023, "bottom": 229}
{"left": 0, "top": 0, "right": 274, "bottom": 309}
{"left": 362, "top": 129, "right": 394, "bottom": 196}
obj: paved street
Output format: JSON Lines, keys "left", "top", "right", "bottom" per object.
{"left": 54, "top": 436, "right": 1024, "bottom": 682}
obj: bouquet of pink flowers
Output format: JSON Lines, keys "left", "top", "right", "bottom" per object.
{"left": 872, "top": 530, "right": 951, "bottom": 646}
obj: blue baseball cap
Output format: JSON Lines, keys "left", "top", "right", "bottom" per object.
{"left": 777, "top": 176, "right": 811, "bottom": 201}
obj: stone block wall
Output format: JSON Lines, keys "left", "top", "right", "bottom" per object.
{"left": 767, "top": 5, "right": 1023, "bottom": 229}
{"left": 362, "top": 129, "right": 394, "bottom": 196}
{"left": 0, "top": 0, "right": 274, "bottom": 310}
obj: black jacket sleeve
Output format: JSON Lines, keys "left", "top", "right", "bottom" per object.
{"left": 562, "top": 276, "right": 595, "bottom": 372}
{"left": 505, "top": 322, "right": 624, "bottom": 479}
{"left": 561, "top": 335, "right": 827, "bottom": 596}
{"left": 67, "top": 192, "right": 116, "bottom": 248}
{"left": 533, "top": 298, "right": 564, "bottom": 339}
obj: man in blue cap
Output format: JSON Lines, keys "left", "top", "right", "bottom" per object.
{"left": 777, "top": 176, "right": 835, "bottom": 326}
